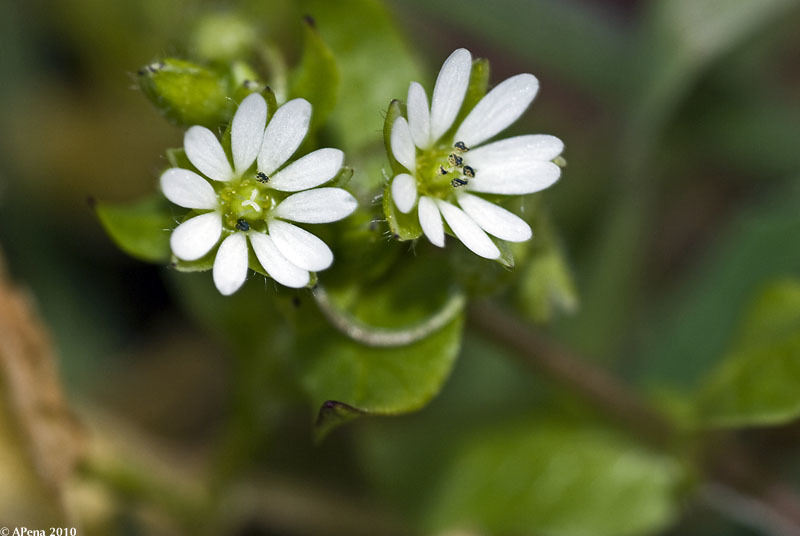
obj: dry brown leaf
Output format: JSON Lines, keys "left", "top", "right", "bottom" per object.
{"left": 0, "top": 249, "right": 85, "bottom": 519}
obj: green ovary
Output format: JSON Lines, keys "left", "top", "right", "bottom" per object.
{"left": 217, "top": 177, "right": 274, "bottom": 231}
{"left": 414, "top": 144, "right": 472, "bottom": 201}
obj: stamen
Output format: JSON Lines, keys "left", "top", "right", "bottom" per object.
{"left": 256, "top": 171, "right": 270, "bottom": 183}
{"left": 236, "top": 218, "right": 250, "bottom": 231}
{"left": 438, "top": 165, "right": 449, "bottom": 175}
{"left": 454, "top": 141, "right": 469, "bottom": 152}
{"left": 462, "top": 165, "right": 475, "bottom": 178}
{"left": 451, "top": 177, "right": 469, "bottom": 188}
{"left": 242, "top": 189, "right": 262, "bottom": 212}
{"left": 448, "top": 154, "right": 463, "bottom": 167}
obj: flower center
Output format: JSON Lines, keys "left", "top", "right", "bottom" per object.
{"left": 415, "top": 141, "right": 474, "bottom": 200}
{"left": 218, "top": 177, "right": 275, "bottom": 231}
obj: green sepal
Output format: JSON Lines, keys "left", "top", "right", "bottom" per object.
{"left": 383, "top": 181, "right": 422, "bottom": 241}
{"left": 382, "top": 99, "right": 408, "bottom": 177}
{"left": 95, "top": 195, "right": 173, "bottom": 263}
{"left": 229, "top": 61, "right": 268, "bottom": 103}
{"left": 137, "top": 58, "right": 234, "bottom": 129}
{"left": 165, "top": 147, "right": 193, "bottom": 170}
{"left": 381, "top": 99, "right": 422, "bottom": 240}
{"left": 331, "top": 166, "right": 354, "bottom": 188}
{"left": 288, "top": 16, "right": 340, "bottom": 134}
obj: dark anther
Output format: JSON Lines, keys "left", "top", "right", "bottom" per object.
{"left": 256, "top": 172, "right": 270, "bottom": 183}
{"left": 448, "top": 154, "right": 463, "bottom": 167}
{"left": 236, "top": 218, "right": 250, "bottom": 231}
{"left": 462, "top": 165, "right": 475, "bottom": 178}
{"left": 451, "top": 177, "right": 469, "bottom": 188}
{"left": 454, "top": 141, "right": 469, "bottom": 152}
{"left": 438, "top": 165, "right": 449, "bottom": 175}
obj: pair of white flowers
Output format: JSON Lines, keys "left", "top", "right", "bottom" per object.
{"left": 162, "top": 48, "right": 563, "bottom": 295}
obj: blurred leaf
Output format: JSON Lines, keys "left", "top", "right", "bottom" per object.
{"left": 137, "top": 58, "right": 234, "bottom": 129}
{"left": 95, "top": 195, "right": 173, "bottom": 263}
{"left": 396, "top": 0, "right": 631, "bottom": 102}
{"left": 427, "top": 420, "right": 682, "bottom": 536}
{"left": 518, "top": 243, "right": 579, "bottom": 323}
{"left": 191, "top": 13, "right": 258, "bottom": 64}
{"left": 699, "top": 279, "right": 800, "bottom": 427}
{"left": 639, "top": 180, "right": 800, "bottom": 388}
{"left": 288, "top": 17, "right": 341, "bottom": 133}
{"left": 300, "top": 0, "right": 421, "bottom": 155}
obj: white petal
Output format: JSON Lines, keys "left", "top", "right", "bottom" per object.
{"left": 457, "top": 192, "right": 531, "bottom": 242}
{"left": 418, "top": 196, "right": 444, "bottom": 248}
{"left": 390, "top": 117, "right": 416, "bottom": 173}
{"left": 184, "top": 126, "right": 233, "bottom": 182}
{"left": 267, "top": 148, "right": 343, "bottom": 192}
{"left": 257, "top": 98, "right": 312, "bottom": 176}
{"left": 160, "top": 168, "right": 217, "bottom": 210}
{"left": 435, "top": 199, "right": 500, "bottom": 259}
{"left": 391, "top": 173, "right": 417, "bottom": 214}
{"left": 249, "top": 232, "right": 310, "bottom": 288}
{"left": 212, "top": 232, "right": 249, "bottom": 296}
{"left": 465, "top": 135, "right": 564, "bottom": 169}
{"left": 273, "top": 188, "right": 357, "bottom": 224}
{"left": 268, "top": 220, "right": 333, "bottom": 272}
{"left": 231, "top": 93, "right": 268, "bottom": 175}
{"left": 454, "top": 73, "right": 539, "bottom": 148}
{"left": 467, "top": 161, "right": 561, "bottom": 195}
{"left": 430, "top": 48, "right": 472, "bottom": 142}
{"left": 407, "top": 81, "right": 431, "bottom": 149}
{"left": 170, "top": 212, "right": 222, "bottom": 261}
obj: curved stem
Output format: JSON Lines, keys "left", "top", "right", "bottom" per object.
{"left": 312, "top": 285, "right": 465, "bottom": 347}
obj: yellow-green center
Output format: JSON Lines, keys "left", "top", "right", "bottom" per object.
{"left": 414, "top": 141, "right": 474, "bottom": 201}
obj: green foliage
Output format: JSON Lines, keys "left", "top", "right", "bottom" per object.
{"left": 288, "top": 17, "right": 341, "bottom": 133}
{"left": 427, "top": 420, "right": 683, "bottom": 536}
{"left": 698, "top": 279, "right": 800, "bottom": 427}
{"left": 300, "top": 0, "right": 421, "bottom": 156}
{"left": 639, "top": 181, "right": 800, "bottom": 388}
{"left": 94, "top": 195, "right": 173, "bottom": 263}
{"left": 295, "top": 255, "right": 466, "bottom": 437}
{"left": 303, "top": 313, "right": 463, "bottom": 439}
{"left": 137, "top": 58, "right": 234, "bottom": 129}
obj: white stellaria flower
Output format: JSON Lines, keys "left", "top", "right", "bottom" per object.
{"left": 160, "top": 93, "right": 357, "bottom": 295}
{"left": 387, "top": 48, "right": 564, "bottom": 259}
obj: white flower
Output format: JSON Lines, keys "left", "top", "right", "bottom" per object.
{"left": 160, "top": 93, "right": 357, "bottom": 295}
{"left": 387, "top": 48, "right": 564, "bottom": 259}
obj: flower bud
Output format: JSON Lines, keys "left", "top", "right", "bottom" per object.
{"left": 137, "top": 58, "right": 233, "bottom": 128}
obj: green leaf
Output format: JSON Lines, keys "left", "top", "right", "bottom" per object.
{"left": 95, "top": 195, "right": 173, "bottom": 263}
{"left": 288, "top": 17, "right": 341, "bottom": 133}
{"left": 137, "top": 58, "right": 234, "bottom": 129}
{"left": 299, "top": 0, "right": 422, "bottom": 154}
{"left": 427, "top": 420, "right": 682, "bottom": 536}
{"left": 295, "top": 254, "right": 466, "bottom": 437}
{"left": 305, "top": 313, "right": 463, "bottom": 441}
{"left": 699, "top": 279, "right": 800, "bottom": 427}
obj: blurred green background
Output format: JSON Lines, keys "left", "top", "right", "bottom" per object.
{"left": 1, "top": 0, "right": 800, "bottom": 534}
